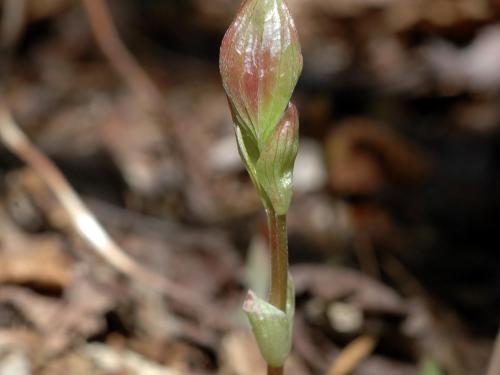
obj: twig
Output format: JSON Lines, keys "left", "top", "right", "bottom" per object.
{"left": 326, "top": 335, "right": 378, "bottom": 375}
{"left": 80, "top": 0, "right": 186, "bottom": 195}
{"left": 80, "top": 0, "right": 163, "bottom": 110}
{"left": 487, "top": 327, "right": 500, "bottom": 375}
{"left": 0, "top": 103, "right": 201, "bottom": 312}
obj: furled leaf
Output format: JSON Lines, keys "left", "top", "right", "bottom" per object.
{"left": 220, "top": 0, "right": 303, "bottom": 151}
{"left": 256, "top": 103, "right": 299, "bottom": 215}
{"left": 243, "top": 276, "right": 295, "bottom": 367}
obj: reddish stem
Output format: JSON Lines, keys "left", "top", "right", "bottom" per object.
{"left": 267, "top": 210, "right": 288, "bottom": 311}
{"left": 266, "top": 209, "right": 289, "bottom": 374}
{"left": 268, "top": 366, "right": 284, "bottom": 375}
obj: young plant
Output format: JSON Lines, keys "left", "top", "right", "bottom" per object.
{"left": 219, "top": 0, "right": 302, "bottom": 373}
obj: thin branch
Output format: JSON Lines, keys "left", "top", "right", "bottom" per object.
{"left": 327, "top": 335, "right": 378, "bottom": 375}
{"left": 0, "top": 103, "right": 200, "bottom": 312}
{"left": 80, "top": 0, "right": 163, "bottom": 110}
{"left": 80, "top": 0, "right": 186, "bottom": 192}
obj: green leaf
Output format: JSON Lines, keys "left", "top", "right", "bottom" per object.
{"left": 256, "top": 103, "right": 299, "bottom": 215}
{"left": 243, "top": 275, "right": 295, "bottom": 367}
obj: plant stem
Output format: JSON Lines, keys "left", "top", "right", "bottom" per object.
{"left": 268, "top": 366, "right": 284, "bottom": 375}
{"left": 266, "top": 209, "right": 289, "bottom": 375}
{"left": 267, "top": 210, "right": 288, "bottom": 311}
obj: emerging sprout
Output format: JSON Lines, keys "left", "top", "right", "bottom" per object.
{"left": 220, "top": 0, "right": 302, "bottom": 372}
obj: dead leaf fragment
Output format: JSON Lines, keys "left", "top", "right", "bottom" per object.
{"left": 0, "top": 238, "right": 72, "bottom": 290}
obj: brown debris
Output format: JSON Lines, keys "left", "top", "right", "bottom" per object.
{"left": 0, "top": 235, "right": 72, "bottom": 290}
{"left": 293, "top": 265, "right": 407, "bottom": 316}
{"left": 0, "top": 284, "right": 111, "bottom": 354}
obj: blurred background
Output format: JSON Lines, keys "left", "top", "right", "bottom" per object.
{"left": 0, "top": 0, "right": 499, "bottom": 374}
